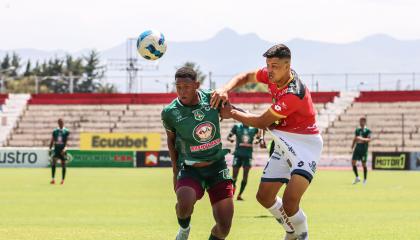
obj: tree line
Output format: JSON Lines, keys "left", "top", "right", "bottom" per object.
{"left": 0, "top": 50, "right": 116, "bottom": 93}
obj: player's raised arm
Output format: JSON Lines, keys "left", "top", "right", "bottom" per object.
{"left": 220, "top": 103, "right": 281, "bottom": 129}
{"left": 210, "top": 70, "right": 259, "bottom": 108}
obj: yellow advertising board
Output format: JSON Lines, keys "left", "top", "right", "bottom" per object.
{"left": 80, "top": 133, "right": 161, "bottom": 151}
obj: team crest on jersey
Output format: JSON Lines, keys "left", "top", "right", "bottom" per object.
{"left": 193, "top": 121, "right": 216, "bottom": 143}
{"left": 192, "top": 109, "right": 205, "bottom": 121}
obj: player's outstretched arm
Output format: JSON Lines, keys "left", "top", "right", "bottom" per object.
{"left": 220, "top": 104, "right": 280, "bottom": 129}
{"left": 210, "top": 70, "right": 258, "bottom": 108}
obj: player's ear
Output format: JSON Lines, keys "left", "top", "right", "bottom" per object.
{"left": 195, "top": 80, "right": 200, "bottom": 89}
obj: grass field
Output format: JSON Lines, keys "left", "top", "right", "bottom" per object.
{"left": 0, "top": 168, "right": 419, "bottom": 240}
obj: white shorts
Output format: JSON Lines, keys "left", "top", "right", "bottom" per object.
{"left": 261, "top": 130, "right": 323, "bottom": 183}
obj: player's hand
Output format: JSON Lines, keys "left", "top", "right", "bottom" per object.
{"left": 219, "top": 102, "right": 233, "bottom": 119}
{"left": 210, "top": 88, "right": 228, "bottom": 109}
{"left": 259, "top": 140, "right": 267, "bottom": 149}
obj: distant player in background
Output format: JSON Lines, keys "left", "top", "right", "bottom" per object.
{"left": 162, "top": 67, "right": 234, "bottom": 240}
{"left": 351, "top": 117, "right": 372, "bottom": 184}
{"left": 49, "top": 118, "right": 70, "bottom": 185}
{"left": 227, "top": 123, "right": 264, "bottom": 200}
{"left": 212, "top": 44, "right": 322, "bottom": 240}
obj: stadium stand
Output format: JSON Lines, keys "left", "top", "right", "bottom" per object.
{"left": 6, "top": 92, "right": 335, "bottom": 159}
{"left": 324, "top": 90, "right": 420, "bottom": 156}
{"left": 0, "top": 94, "right": 30, "bottom": 147}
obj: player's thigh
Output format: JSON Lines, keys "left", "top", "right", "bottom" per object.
{"left": 176, "top": 167, "right": 205, "bottom": 204}
{"left": 283, "top": 174, "right": 310, "bottom": 205}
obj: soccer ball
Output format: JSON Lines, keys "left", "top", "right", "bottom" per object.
{"left": 137, "top": 30, "right": 167, "bottom": 60}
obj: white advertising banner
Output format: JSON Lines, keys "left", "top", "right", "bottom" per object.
{"left": 0, "top": 148, "right": 49, "bottom": 168}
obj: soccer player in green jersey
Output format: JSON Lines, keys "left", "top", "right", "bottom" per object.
{"left": 49, "top": 118, "right": 70, "bottom": 185}
{"left": 351, "top": 117, "right": 372, "bottom": 184}
{"left": 161, "top": 67, "right": 234, "bottom": 240}
{"left": 227, "top": 123, "right": 264, "bottom": 200}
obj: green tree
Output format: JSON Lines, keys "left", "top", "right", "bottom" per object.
{"left": 1, "top": 54, "right": 11, "bottom": 71}
{"left": 23, "top": 60, "right": 32, "bottom": 77}
{"left": 97, "top": 83, "right": 118, "bottom": 93}
{"left": 79, "top": 50, "right": 104, "bottom": 92}
{"left": 10, "top": 52, "right": 21, "bottom": 76}
{"left": 180, "top": 62, "right": 206, "bottom": 84}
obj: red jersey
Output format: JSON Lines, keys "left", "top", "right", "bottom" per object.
{"left": 256, "top": 68, "right": 319, "bottom": 135}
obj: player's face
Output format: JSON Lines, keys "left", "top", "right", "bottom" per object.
{"left": 175, "top": 77, "right": 200, "bottom": 105}
{"left": 58, "top": 119, "right": 64, "bottom": 128}
{"left": 360, "top": 119, "right": 366, "bottom": 127}
{"left": 266, "top": 57, "right": 290, "bottom": 84}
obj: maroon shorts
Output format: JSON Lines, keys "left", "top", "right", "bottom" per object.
{"left": 176, "top": 178, "right": 233, "bottom": 205}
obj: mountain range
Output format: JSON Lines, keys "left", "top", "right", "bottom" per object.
{"left": 2, "top": 28, "right": 420, "bottom": 92}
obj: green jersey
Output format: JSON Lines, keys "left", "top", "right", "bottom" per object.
{"left": 52, "top": 127, "right": 70, "bottom": 150}
{"left": 161, "top": 89, "right": 226, "bottom": 165}
{"left": 354, "top": 127, "right": 371, "bottom": 153}
{"left": 230, "top": 123, "right": 258, "bottom": 158}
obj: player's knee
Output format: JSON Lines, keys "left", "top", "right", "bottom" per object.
{"left": 256, "top": 191, "right": 272, "bottom": 208}
{"left": 176, "top": 202, "right": 194, "bottom": 218}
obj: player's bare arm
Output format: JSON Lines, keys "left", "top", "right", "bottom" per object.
{"left": 165, "top": 130, "right": 179, "bottom": 191}
{"left": 210, "top": 70, "right": 258, "bottom": 108}
{"left": 221, "top": 103, "right": 281, "bottom": 129}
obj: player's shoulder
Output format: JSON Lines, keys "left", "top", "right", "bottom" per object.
{"left": 285, "top": 69, "right": 306, "bottom": 100}
{"left": 63, "top": 127, "right": 70, "bottom": 133}
{"left": 162, "top": 98, "right": 179, "bottom": 114}
{"left": 198, "top": 89, "right": 212, "bottom": 102}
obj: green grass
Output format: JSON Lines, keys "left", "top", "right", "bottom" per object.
{"left": 0, "top": 168, "right": 419, "bottom": 240}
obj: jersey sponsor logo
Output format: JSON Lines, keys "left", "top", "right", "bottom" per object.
{"left": 192, "top": 109, "right": 205, "bottom": 121}
{"left": 193, "top": 121, "right": 216, "bottom": 143}
{"left": 278, "top": 137, "right": 297, "bottom": 157}
{"left": 309, "top": 161, "right": 317, "bottom": 172}
{"left": 190, "top": 138, "right": 221, "bottom": 152}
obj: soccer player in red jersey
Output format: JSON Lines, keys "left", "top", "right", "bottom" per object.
{"left": 212, "top": 44, "right": 323, "bottom": 240}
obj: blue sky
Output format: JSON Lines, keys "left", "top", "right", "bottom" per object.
{"left": 1, "top": 0, "right": 419, "bottom": 51}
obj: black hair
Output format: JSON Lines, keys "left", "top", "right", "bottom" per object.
{"left": 263, "top": 44, "right": 291, "bottom": 59}
{"left": 360, "top": 117, "right": 367, "bottom": 121}
{"left": 175, "top": 67, "right": 197, "bottom": 81}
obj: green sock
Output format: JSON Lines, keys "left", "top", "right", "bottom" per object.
{"left": 62, "top": 167, "right": 66, "bottom": 180}
{"left": 209, "top": 234, "right": 223, "bottom": 240}
{"left": 239, "top": 180, "right": 247, "bottom": 196}
{"left": 51, "top": 165, "right": 56, "bottom": 179}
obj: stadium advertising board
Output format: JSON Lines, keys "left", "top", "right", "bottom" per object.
{"left": 80, "top": 133, "right": 160, "bottom": 151}
{"left": 67, "top": 150, "right": 135, "bottom": 167}
{"left": 372, "top": 152, "right": 410, "bottom": 170}
{"left": 409, "top": 152, "right": 420, "bottom": 171}
{"left": 136, "top": 151, "right": 172, "bottom": 167}
{"left": 0, "top": 148, "right": 49, "bottom": 168}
